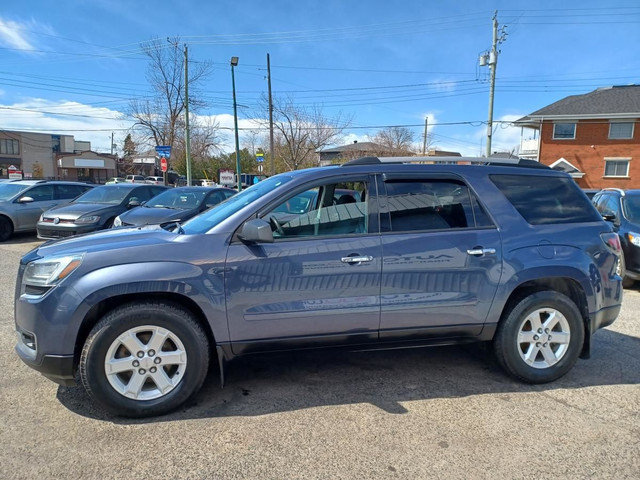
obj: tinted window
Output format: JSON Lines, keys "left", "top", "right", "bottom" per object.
{"left": 24, "top": 185, "right": 54, "bottom": 201}
{"left": 265, "top": 180, "right": 368, "bottom": 238}
{"left": 382, "top": 179, "right": 482, "bottom": 232}
{"left": 622, "top": 196, "right": 640, "bottom": 222}
{"left": 75, "top": 186, "right": 133, "bottom": 204}
{"left": 490, "top": 174, "right": 601, "bottom": 225}
{"left": 56, "top": 184, "right": 90, "bottom": 200}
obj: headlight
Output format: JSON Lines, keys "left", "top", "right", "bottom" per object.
{"left": 23, "top": 254, "right": 84, "bottom": 289}
{"left": 628, "top": 232, "right": 640, "bottom": 247}
{"left": 75, "top": 215, "right": 100, "bottom": 225}
{"left": 113, "top": 216, "right": 122, "bottom": 227}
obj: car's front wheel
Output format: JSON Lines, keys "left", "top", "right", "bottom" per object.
{"left": 494, "top": 291, "right": 584, "bottom": 384}
{"left": 0, "top": 216, "right": 13, "bottom": 242}
{"left": 80, "top": 301, "right": 210, "bottom": 417}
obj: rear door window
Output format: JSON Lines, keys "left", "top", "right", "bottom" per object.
{"left": 381, "top": 179, "right": 491, "bottom": 232}
{"left": 490, "top": 174, "right": 601, "bottom": 225}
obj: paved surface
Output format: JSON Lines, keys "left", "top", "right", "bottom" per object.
{"left": 1, "top": 234, "right": 639, "bottom": 479}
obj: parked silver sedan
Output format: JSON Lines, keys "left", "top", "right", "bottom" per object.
{"left": 0, "top": 180, "right": 93, "bottom": 241}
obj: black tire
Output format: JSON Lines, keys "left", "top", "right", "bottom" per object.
{"left": 0, "top": 216, "right": 13, "bottom": 242}
{"left": 494, "top": 291, "right": 584, "bottom": 384}
{"left": 80, "top": 301, "right": 210, "bottom": 417}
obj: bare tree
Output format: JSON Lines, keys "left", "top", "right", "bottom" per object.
{"left": 257, "top": 95, "right": 352, "bottom": 171}
{"left": 372, "top": 126, "right": 416, "bottom": 151}
{"left": 127, "top": 37, "right": 214, "bottom": 151}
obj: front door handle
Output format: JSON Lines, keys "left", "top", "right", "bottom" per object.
{"left": 341, "top": 255, "right": 373, "bottom": 264}
{"left": 467, "top": 248, "right": 496, "bottom": 256}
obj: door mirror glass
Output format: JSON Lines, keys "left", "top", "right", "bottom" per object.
{"left": 601, "top": 209, "right": 617, "bottom": 222}
{"left": 17, "top": 196, "right": 34, "bottom": 203}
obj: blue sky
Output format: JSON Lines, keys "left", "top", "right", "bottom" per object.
{"left": 1, "top": 0, "right": 639, "bottom": 156}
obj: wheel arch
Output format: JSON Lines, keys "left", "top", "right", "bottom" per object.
{"left": 73, "top": 292, "right": 217, "bottom": 370}
{"left": 497, "top": 277, "right": 591, "bottom": 358}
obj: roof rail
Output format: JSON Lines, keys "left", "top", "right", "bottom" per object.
{"left": 341, "top": 156, "right": 550, "bottom": 169}
{"left": 602, "top": 187, "right": 625, "bottom": 196}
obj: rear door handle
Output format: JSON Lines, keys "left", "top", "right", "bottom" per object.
{"left": 467, "top": 248, "right": 496, "bottom": 256}
{"left": 341, "top": 255, "right": 373, "bottom": 264}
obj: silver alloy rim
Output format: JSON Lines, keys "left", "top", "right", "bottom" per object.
{"left": 104, "top": 325, "right": 187, "bottom": 400}
{"left": 517, "top": 308, "right": 571, "bottom": 369}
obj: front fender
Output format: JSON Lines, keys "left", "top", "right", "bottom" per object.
{"left": 68, "top": 261, "right": 228, "bottom": 344}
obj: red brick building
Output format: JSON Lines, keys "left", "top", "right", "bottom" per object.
{"left": 516, "top": 85, "right": 640, "bottom": 188}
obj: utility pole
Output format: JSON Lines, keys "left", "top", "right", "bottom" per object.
{"left": 184, "top": 44, "right": 192, "bottom": 186}
{"left": 422, "top": 117, "right": 428, "bottom": 155}
{"left": 480, "top": 11, "right": 507, "bottom": 158}
{"left": 110, "top": 132, "right": 114, "bottom": 155}
{"left": 267, "top": 53, "right": 275, "bottom": 176}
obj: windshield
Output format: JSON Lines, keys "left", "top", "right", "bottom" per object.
{"left": 146, "top": 189, "right": 207, "bottom": 209}
{"left": 181, "top": 175, "right": 293, "bottom": 234}
{"left": 74, "top": 185, "right": 132, "bottom": 205}
{"left": 623, "top": 196, "right": 640, "bottom": 222}
{"left": 0, "top": 183, "right": 29, "bottom": 201}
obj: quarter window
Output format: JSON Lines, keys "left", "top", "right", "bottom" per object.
{"left": 265, "top": 180, "right": 368, "bottom": 238}
{"left": 604, "top": 159, "right": 629, "bottom": 177}
{"left": 609, "top": 122, "right": 634, "bottom": 140}
{"left": 382, "top": 180, "right": 488, "bottom": 232}
{"left": 553, "top": 123, "right": 576, "bottom": 140}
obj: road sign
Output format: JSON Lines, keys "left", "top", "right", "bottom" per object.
{"left": 258, "top": 164, "right": 263, "bottom": 173}
{"left": 256, "top": 153, "right": 264, "bottom": 163}
{"left": 219, "top": 169, "right": 235, "bottom": 186}
{"left": 155, "top": 145, "right": 172, "bottom": 159}
{"left": 160, "top": 157, "right": 168, "bottom": 172}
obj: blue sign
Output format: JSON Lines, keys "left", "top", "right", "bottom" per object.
{"left": 255, "top": 153, "right": 264, "bottom": 163}
{"left": 155, "top": 145, "right": 172, "bottom": 158}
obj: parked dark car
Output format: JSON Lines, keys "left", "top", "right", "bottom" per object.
{"left": 15, "top": 157, "right": 622, "bottom": 417}
{"left": 593, "top": 188, "right": 640, "bottom": 287}
{"left": 0, "top": 180, "right": 93, "bottom": 241}
{"left": 113, "top": 186, "right": 235, "bottom": 227}
{"left": 37, "top": 183, "right": 167, "bottom": 239}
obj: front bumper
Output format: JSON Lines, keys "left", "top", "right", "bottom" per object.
{"left": 14, "top": 341, "right": 76, "bottom": 386}
{"left": 37, "top": 223, "right": 100, "bottom": 239}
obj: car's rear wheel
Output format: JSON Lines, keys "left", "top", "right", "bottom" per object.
{"left": 80, "top": 301, "right": 209, "bottom": 417}
{"left": 494, "top": 291, "right": 584, "bottom": 384}
{"left": 0, "top": 216, "right": 13, "bottom": 242}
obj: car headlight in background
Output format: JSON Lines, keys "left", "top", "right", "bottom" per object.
{"left": 113, "top": 216, "right": 121, "bottom": 227}
{"left": 74, "top": 215, "right": 100, "bottom": 225}
{"left": 628, "top": 232, "right": 640, "bottom": 247}
{"left": 22, "top": 254, "right": 84, "bottom": 293}
{"left": 38, "top": 213, "right": 43, "bottom": 222}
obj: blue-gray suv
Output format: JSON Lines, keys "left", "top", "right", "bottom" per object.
{"left": 14, "top": 157, "right": 623, "bottom": 417}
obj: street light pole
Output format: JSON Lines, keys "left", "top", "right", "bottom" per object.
{"left": 231, "top": 56, "right": 242, "bottom": 191}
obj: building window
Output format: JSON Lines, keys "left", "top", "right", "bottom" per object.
{"left": 609, "top": 122, "right": 634, "bottom": 140}
{"left": 0, "top": 139, "right": 20, "bottom": 155}
{"left": 553, "top": 123, "right": 576, "bottom": 140}
{"left": 604, "top": 159, "right": 630, "bottom": 177}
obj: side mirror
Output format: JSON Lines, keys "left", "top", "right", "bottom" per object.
{"left": 601, "top": 209, "right": 617, "bottom": 222}
{"left": 17, "top": 196, "right": 34, "bottom": 203}
{"left": 238, "top": 218, "right": 274, "bottom": 243}
{"left": 128, "top": 199, "right": 141, "bottom": 208}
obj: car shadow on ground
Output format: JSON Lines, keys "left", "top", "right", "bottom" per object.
{"left": 56, "top": 328, "right": 640, "bottom": 424}
{"left": 4, "top": 233, "right": 41, "bottom": 245}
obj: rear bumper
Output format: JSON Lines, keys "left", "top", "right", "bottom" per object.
{"left": 590, "top": 304, "right": 621, "bottom": 332}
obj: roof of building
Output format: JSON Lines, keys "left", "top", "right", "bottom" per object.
{"left": 518, "top": 85, "right": 640, "bottom": 124}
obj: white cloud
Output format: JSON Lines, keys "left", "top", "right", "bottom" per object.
{"left": 1, "top": 98, "right": 131, "bottom": 152}
{"left": 0, "top": 17, "right": 51, "bottom": 52}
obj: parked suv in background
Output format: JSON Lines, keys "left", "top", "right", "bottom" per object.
{"left": 0, "top": 180, "right": 93, "bottom": 241}
{"left": 125, "top": 175, "right": 146, "bottom": 183}
{"left": 592, "top": 188, "right": 640, "bottom": 287}
{"left": 14, "top": 157, "right": 622, "bottom": 417}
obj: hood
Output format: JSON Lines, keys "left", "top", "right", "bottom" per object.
{"left": 44, "top": 202, "right": 124, "bottom": 219}
{"left": 35, "top": 224, "right": 176, "bottom": 258}
{"left": 118, "top": 206, "right": 198, "bottom": 225}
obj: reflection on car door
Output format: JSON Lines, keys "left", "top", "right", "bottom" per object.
{"left": 15, "top": 185, "right": 58, "bottom": 229}
{"left": 378, "top": 176, "right": 502, "bottom": 340}
{"left": 224, "top": 176, "right": 382, "bottom": 354}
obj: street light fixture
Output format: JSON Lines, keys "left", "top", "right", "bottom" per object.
{"left": 231, "top": 56, "right": 241, "bottom": 191}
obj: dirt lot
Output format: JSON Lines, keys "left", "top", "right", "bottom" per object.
{"left": 1, "top": 234, "right": 638, "bottom": 479}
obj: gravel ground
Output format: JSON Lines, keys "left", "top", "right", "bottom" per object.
{"left": 1, "top": 234, "right": 638, "bottom": 479}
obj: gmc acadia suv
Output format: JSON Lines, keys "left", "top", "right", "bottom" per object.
{"left": 14, "top": 157, "right": 623, "bottom": 417}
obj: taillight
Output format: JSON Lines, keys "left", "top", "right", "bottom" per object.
{"left": 601, "top": 232, "right": 621, "bottom": 253}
